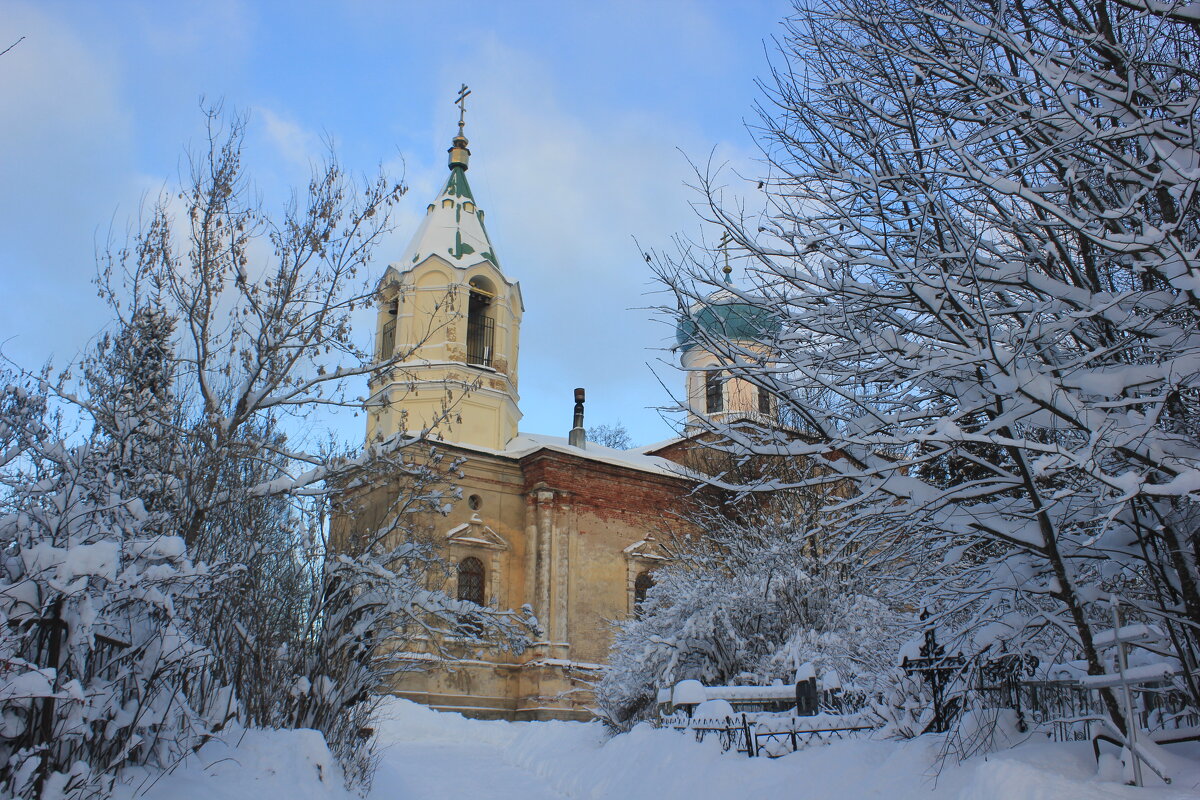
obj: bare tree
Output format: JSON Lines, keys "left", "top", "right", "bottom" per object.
{"left": 655, "top": 0, "right": 1200, "bottom": 738}
{"left": 0, "top": 36, "right": 25, "bottom": 58}
{"left": 587, "top": 421, "right": 633, "bottom": 449}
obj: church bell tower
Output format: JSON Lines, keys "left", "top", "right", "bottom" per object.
{"left": 367, "top": 90, "right": 523, "bottom": 450}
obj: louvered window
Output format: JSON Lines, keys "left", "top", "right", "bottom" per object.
{"left": 705, "top": 372, "right": 724, "bottom": 413}
{"left": 467, "top": 286, "right": 494, "bottom": 367}
{"left": 379, "top": 318, "right": 396, "bottom": 360}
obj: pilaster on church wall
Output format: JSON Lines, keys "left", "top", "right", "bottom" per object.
{"left": 552, "top": 495, "right": 573, "bottom": 647}
{"left": 523, "top": 484, "right": 570, "bottom": 660}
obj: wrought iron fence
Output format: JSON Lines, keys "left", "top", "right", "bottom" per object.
{"left": 982, "top": 680, "right": 1103, "bottom": 741}
{"left": 978, "top": 680, "right": 1200, "bottom": 742}
{"left": 903, "top": 612, "right": 1200, "bottom": 748}
{"left": 660, "top": 712, "right": 875, "bottom": 758}
{"left": 751, "top": 720, "right": 876, "bottom": 758}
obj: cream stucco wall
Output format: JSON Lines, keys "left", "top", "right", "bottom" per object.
{"left": 337, "top": 444, "right": 691, "bottom": 721}
{"left": 681, "top": 346, "right": 774, "bottom": 430}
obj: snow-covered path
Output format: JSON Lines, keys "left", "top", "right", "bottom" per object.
{"left": 372, "top": 740, "right": 566, "bottom": 800}
{"left": 368, "top": 701, "right": 586, "bottom": 800}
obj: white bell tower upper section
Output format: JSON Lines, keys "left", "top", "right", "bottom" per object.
{"left": 367, "top": 110, "right": 523, "bottom": 450}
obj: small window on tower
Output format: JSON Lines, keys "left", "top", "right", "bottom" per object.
{"left": 758, "top": 386, "right": 771, "bottom": 415}
{"left": 379, "top": 319, "right": 396, "bottom": 360}
{"left": 705, "top": 372, "right": 724, "bottom": 414}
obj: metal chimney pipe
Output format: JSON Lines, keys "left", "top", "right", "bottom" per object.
{"left": 569, "top": 387, "right": 586, "bottom": 449}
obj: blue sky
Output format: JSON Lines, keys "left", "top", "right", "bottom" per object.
{"left": 0, "top": 0, "right": 790, "bottom": 447}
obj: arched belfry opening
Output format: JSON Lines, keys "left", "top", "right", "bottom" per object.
{"left": 467, "top": 275, "right": 496, "bottom": 367}
{"left": 377, "top": 288, "right": 400, "bottom": 361}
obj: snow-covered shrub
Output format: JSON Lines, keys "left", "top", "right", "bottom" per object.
{"left": 597, "top": 462, "right": 905, "bottom": 731}
{"left": 871, "top": 670, "right": 936, "bottom": 741}
{"left": 0, "top": 374, "right": 224, "bottom": 799}
{"left": 599, "top": 561, "right": 902, "bottom": 730}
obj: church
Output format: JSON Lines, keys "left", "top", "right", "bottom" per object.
{"left": 344, "top": 110, "right": 771, "bottom": 721}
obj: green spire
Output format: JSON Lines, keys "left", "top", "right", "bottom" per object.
{"left": 444, "top": 165, "right": 474, "bottom": 200}
{"left": 398, "top": 87, "right": 502, "bottom": 271}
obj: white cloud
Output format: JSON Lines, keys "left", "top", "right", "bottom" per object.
{"left": 256, "top": 107, "right": 323, "bottom": 170}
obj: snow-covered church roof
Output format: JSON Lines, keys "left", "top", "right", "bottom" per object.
{"left": 397, "top": 132, "right": 500, "bottom": 272}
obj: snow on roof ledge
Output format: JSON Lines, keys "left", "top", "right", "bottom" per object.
{"left": 433, "top": 431, "right": 696, "bottom": 479}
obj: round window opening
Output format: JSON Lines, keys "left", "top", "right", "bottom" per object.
{"left": 468, "top": 494, "right": 483, "bottom": 510}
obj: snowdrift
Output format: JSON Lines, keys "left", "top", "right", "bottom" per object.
{"left": 114, "top": 698, "right": 1200, "bottom": 799}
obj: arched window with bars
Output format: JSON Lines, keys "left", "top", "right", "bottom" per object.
{"left": 457, "top": 556, "right": 485, "bottom": 605}
{"left": 466, "top": 276, "right": 496, "bottom": 367}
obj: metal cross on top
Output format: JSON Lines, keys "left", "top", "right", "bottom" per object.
{"left": 718, "top": 231, "right": 733, "bottom": 282}
{"left": 455, "top": 84, "right": 471, "bottom": 136}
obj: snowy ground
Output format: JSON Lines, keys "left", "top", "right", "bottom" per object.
{"left": 115, "top": 699, "right": 1200, "bottom": 800}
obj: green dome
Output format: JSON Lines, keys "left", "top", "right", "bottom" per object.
{"left": 676, "top": 296, "right": 778, "bottom": 351}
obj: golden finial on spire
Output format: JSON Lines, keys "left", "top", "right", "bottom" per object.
{"left": 449, "top": 83, "right": 472, "bottom": 170}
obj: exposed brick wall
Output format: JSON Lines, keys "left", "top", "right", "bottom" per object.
{"left": 519, "top": 450, "right": 694, "bottom": 523}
